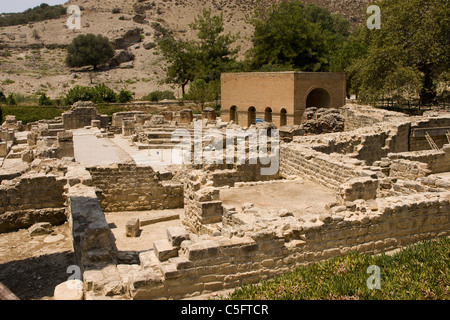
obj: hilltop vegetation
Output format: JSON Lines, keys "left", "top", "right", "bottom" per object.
{"left": 0, "top": 3, "right": 66, "bottom": 27}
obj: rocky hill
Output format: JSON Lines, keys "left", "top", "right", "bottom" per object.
{"left": 0, "top": 0, "right": 370, "bottom": 99}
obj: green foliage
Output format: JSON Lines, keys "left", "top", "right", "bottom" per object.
{"left": 349, "top": 0, "right": 449, "bottom": 105}
{"left": 65, "top": 84, "right": 120, "bottom": 105}
{"left": 6, "top": 93, "right": 16, "bottom": 105}
{"left": 247, "top": 1, "right": 350, "bottom": 72}
{"left": 92, "top": 83, "right": 117, "bottom": 103}
{"left": 66, "top": 34, "right": 115, "bottom": 69}
{"left": 184, "top": 79, "right": 220, "bottom": 109}
{"left": 117, "top": 89, "right": 133, "bottom": 103}
{"left": 226, "top": 237, "right": 450, "bottom": 300}
{"left": 38, "top": 92, "right": 53, "bottom": 106}
{"left": 154, "top": 9, "right": 239, "bottom": 95}
{"left": 0, "top": 105, "right": 67, "bottom": 124}
{"left": 65, "top": 85, "right": 96, "bottom": 105}
{"left": 141, "top": 90, "right": 176, "bottom": 102}
{"left": 0, "top": 3, "right": 66, "bottom": 27}
{"left": 2, "top": 79, "right": 15, "bottom": 85}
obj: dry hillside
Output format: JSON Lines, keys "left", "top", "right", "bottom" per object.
{"left": 0, "top": 0, "right": 370, "bottom": 99}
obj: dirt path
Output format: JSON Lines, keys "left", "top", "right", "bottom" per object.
{"left": 0, "top": 222, "right": 76, "bottom": 300}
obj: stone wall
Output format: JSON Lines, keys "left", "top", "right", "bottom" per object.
{"left": 280, "top": 144, "right": 369, "bottom": 190}
{"left": 62, "top": 102, "right": 109, "bottom": 130}
{"left": 83, "top": 191, "right": 449, "bottom": 299}
{"left": 409, "top": 117, "right": 450, "bottom": 151}
{"left": 87, "top": 164, "right": 184, "bottom": 212}
{"left": 388, "top": 144, "right": 450, "bottom": 175}
{"left": 340, "top": 104, "right": 406, "bottom": 131}
{"left": 0, "top": 173, "right": 67, "bottom": 233}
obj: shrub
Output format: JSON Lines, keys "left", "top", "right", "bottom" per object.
{"left": 6, "top": 93, "right": 16, "bottom": 105}
{"left": 65, "top": 85, "right": 95, "bottom": 105}
{"left": 93, "top": 84, "right": 117, "bottom": 103}
{"left": 65, "top": 84, "right": 119, "bottom": 105}
{"left": 141, "top": 90, "right": 176, "bottom": 102}
{"left": 117, "top": 89, "right": 133, "bottom": 103}
{"left": 38, "top": 93, "right": 53, "bottom": 106}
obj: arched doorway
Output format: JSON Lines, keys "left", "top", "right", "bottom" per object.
{"left": 264, "top": 107, "right": 272, "bottom": 123}
{"left": 248, "top": 107, "right": 256, "bottom": 126}
{"left": 230, "top": 106, "right": 238, "bottom": 123}
{"left": 280, "top": 108, "right": 287, "bottom": 127}
{"left": 306, "top": 88, "right": 331, "bottom": 108}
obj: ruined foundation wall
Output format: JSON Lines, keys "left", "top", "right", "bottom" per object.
{"left": 0, "top": 173, "right": 67, "bottom": 233}
{"left": 87, "top": 164, "right": 184, "bottom": 212}
{"left": 121, "top": 192, "right": 450, "bottom": 300}
{"left": 340, "top": 104, "right": 407, "bottom": 131}
{"left": 279, "top": 144, "right": 366, "bottom": 189}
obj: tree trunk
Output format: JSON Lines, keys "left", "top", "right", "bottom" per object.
{"left": 419, "top": 66, "right": 436, "bottom": 106}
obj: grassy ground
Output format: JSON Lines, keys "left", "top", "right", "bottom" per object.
{"left": 0, "top": 105, "right": 68, "bottom": 124}
{"left": 0, "top": 104, "right": 127, "bottom": 125}
{"left": 226, "top": 237, "right": 450, "bottom": 300}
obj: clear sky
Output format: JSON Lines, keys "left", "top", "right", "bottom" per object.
{"left": 0, "top": 1, "right": 67, "bottom": 14}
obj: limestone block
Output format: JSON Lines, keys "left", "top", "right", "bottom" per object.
{"left": 53, "top": 280, "right": 84, "bottom": 300}
{"left": 28, "top": 222, "right": 52, "bottom": 236}
{"left": 126, "top": 218, "right": 140, "bottom": 237}
{"left": 166, "top": 226, "right": 190, "bottom": 247}
{"left": 153, "top": 239, "right": 178, "bottom": 261}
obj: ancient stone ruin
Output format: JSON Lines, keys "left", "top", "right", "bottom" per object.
{"left": 0, "top": 95, "right": 449, "bottom": 299}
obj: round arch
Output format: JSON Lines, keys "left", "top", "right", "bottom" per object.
{"left": 306, "top": 87, "right": 331, "bottom": 109}
{"left": 264, "top": 107, "right": 272, "bottom": 123}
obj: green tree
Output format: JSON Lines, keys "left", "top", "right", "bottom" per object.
{"left": 247, "top": 1, "right": 349, "bottom": 72}
{"left": 189, "top": 9, "right": 240, "bottom": 82}
{"left": 155, "top": 9, "right": 239, "bottom": 95}
{"left": 66, "top": 34, "right": 115, "bottom": 70}
{"left": 350, "top": 0, "right": 449, "bottom": 105}
{"left": 185, "top": 79, "right": 220, "bottom": 109}
{"left": 155, "top": 32, "right": 198, "bottom": 96}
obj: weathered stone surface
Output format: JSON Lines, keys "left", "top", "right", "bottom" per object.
{"left": 153, "top": 239, "right": 178, "bottom": 261}
{"left": 126, "top": 218, "right": 140, "bottom": 237}
{"left": 53, "top": 280, "right": 84, "bottom": 300}
{"left": 28, "top": 222, "right": 52, "bottom": 236}
{"left": 166, "top": 226, "right": 190, "bottom": 247}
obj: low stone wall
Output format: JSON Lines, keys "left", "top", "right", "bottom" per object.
{"left": 388, "top": 144, "right": 450, "bottom": 174}
{"left": 340, "top": 104, "right": 406, "bottom": 131}
{"left": 280, "top": 144, "right": 369, "bottom": 190}
{"left": 68, "top": 183, "right": 116, "bottom": 270}
{"left": 87, "top": 164, "right": 184, "bottom": 212}
{"left": 0, "top": 173, "right": 67, "bottom": 233}
{"left": 83, "top": 191, "right": 449, "bottom": 299}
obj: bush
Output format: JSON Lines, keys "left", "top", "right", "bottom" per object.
{"left": 38, "top": 93, "right": 53, "bottom": 106}
{"left": 117, "top": 89, "right": 133, "bottom": 103}
{"left": 6, "top": 93, "right": 16, "bottom": 106}
{"left": 0, "top": 105, "right": 67, "bottom": 124}
{"left": 141, "top": 90, "right": 176, "bottom": 102}
{"left": 65, "top": 84, "right": 122, "bottom": 105}
{"left": 65, "top": 85, "right": 95, "bottom": 105}
{"left": 93, "top": 84, "right": 117, "bottom": 103}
